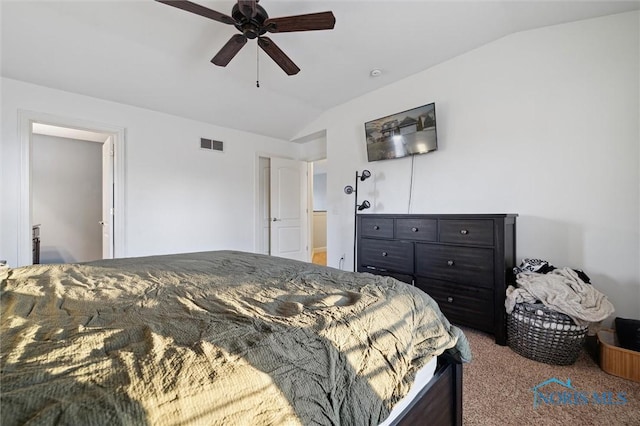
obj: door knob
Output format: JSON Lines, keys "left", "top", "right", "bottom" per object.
{"left": 272, "top": 218, "right": 281, "bottom": 222}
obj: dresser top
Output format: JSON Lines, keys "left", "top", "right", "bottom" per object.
{"left": 357, "top": 213, "right": 518, "bottom": 219}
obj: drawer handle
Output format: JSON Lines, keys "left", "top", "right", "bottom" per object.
{"left": 381, "top": 252, "right": 388, "bottom": 257}
{"left": 447, "top": 260, "right": 455, "bottom": 266}
{"left": 411, "top": 227, "right": 418, "bottom": 232}
{"left": 373, "top": 225, "right": 380, "bottom": 230}
{"left": 447, "top": 296, "right": 454, "bottom": 303}
{"left": 460, "top": 229, "right": 468, "bottom": 235}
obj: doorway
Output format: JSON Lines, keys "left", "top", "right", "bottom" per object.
{"left": 310, "top": 159, "right": 327, "bottom": 266}
{"left": 18, "top": 111, "right": 126, "bottom": 266}
{"left": 32, "top": 127, "right": 103, "bottom": 262}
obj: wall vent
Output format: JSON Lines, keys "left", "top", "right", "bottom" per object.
{"left": 200, "top": 138, "right": 224, "bottom": 152}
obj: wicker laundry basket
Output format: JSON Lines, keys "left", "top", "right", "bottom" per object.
{"left": 507, "top": 303, "right": 588, "bottom": 365}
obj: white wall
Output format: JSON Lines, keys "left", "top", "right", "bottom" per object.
{"left": 313, "top": 172, "right": 327, "bottom": 211}
{"left": 295, "top": 130, "right": 327, "bottom": 162}
{"left": 1, "top": 78, "right": 299, "bottom": 266}
{"left": 32, "top": 134, "right": 102, "bottom": 263}
{"left": 297, "top": 12, "right": 640, "bottom": 320}
{"left": 312, "top": 211, "right": 327, "bottom": 251}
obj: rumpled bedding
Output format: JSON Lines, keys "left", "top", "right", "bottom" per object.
{"left": 1, "top": 250, "right": 470, "bottom": 426}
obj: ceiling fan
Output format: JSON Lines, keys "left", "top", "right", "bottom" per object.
{"left": 157, "top": 0, "right": 336, "bottom": 76}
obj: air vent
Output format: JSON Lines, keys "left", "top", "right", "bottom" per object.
{"left": 200, "top": 138, "right": 224, "bottom": 152}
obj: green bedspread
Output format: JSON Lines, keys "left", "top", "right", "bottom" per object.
{"left": 1, "top": 251, "right": 470, "bottom": 425}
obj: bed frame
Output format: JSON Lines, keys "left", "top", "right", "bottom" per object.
{"left": 393, "top": 353, "right": 463, "bottom": 426}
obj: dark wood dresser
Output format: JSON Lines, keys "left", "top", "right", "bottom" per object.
{"left": 356, "top": 213, "right": 517, "bottom": 345}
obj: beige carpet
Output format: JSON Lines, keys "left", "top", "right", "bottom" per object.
{"left": 462, "top": 327, "right": 640, "bottom": 425}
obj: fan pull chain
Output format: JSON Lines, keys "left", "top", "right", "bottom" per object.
{"left": 256, "top": 42, "right": 260, "bottom": 88}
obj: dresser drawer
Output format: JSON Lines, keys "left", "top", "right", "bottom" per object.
{"left": 359, "top": 239, "right": 413, "bottom": 274}
{"left": 360, "top": 217, "right": 394, "bottom": 239}
{"left": 396, "top": 218, "right": 437, "bottom": 241}
{"left": 415, "top": 244, "right": 494, "bottom": 288}
{"left": 439, "top": 219, "right": 493, "bottom": 246}
{"left": 359, "top": 267, "right": 413, "bottom": 285}
{"left": 416, "top": 278, "right": 494, "bottom": 332}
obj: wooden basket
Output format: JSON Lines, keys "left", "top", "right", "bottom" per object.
{"left": 597, "top": 329, "right": 640, "bottom": 382}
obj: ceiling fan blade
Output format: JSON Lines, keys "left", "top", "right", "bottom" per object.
{"left": 258, "top": 37, "right": 300, "bottom": 76}
{"left": 156, "top": 0, "right": 235, "bottom": 25}
{"left": 265, "top": 11, "right": 335, "bottom": 33}
{"left": 211, "top": 34, "right": 248, "bottom": 66}
{"left": 238, "top": 0, "right": 257, "bottom": 19}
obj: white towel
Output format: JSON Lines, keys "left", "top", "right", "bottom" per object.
{"left": 505, "top": 267, "right": 614, "bottom": 326}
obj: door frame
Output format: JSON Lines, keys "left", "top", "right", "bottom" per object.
{"left": 256, "top": 156, "right": 271, "bottom": 255}
{"left": 18, "top": 110, "right": 126, "bottom": 266}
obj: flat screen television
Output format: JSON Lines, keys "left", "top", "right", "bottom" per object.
{"left": 364, "top": 103, "right": 437, "bottom": 162}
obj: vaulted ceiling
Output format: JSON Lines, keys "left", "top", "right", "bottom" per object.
{"left": 2, "top": 1, "right": 638, "bottom": 140}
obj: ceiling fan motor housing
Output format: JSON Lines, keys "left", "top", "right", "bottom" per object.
{"left": 232, "top": 3, "right": 268, "bottom": 39}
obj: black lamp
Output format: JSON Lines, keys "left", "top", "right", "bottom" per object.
{"left": 359, "top": 169, "right": 371, "bottom": 181}
{"left": 357, "top": 200, "right": 371, "bottom": 211}
{"left": 344, "top": 170, "right": 371, "bottom": 270}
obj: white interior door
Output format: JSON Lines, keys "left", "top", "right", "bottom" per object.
{"left": 101, "top": 137, "right": 114, "bottom": 259}
{"left": 270, "top": 158, "right": 308, "bottom": 261}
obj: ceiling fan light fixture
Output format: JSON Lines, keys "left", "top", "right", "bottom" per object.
{"left": 157, "top": 0, "right": 335, "bottom": 76}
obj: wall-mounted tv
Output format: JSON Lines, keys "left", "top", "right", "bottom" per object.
{"left": 364, "top": 103, "right": 437, "bottom": 162}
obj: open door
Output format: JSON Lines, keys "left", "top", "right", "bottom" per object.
{"left": 101, "top": 137, "right": 114, "bottom": 259}
{"left": 270, "top": 157, "right": 308, "bottom": 261}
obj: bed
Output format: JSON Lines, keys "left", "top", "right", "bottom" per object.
{"left": 1, "top": 250, "right": 470, "bottom": 425}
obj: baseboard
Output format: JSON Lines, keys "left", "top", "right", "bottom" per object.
{"left": 312, "top": 247, "right": 327, "bottom": 257}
